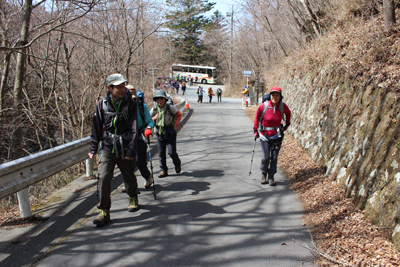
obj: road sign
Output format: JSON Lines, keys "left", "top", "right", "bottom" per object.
{"left": 244, "top": 74, "right": 251, "bottom": 77}
{"left": 243, "top": 70, "right": 252, "bottom": 75}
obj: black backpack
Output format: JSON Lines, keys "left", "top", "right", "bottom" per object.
{"left": 262, "top": 93, "right": 270, "bottom": 103}
{"left": 136, "top": 91, "right": 147, "bottom": 131}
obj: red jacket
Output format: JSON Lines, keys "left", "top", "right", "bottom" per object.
{"left": 253, "top": 101, "right": 291, "bottom": 137}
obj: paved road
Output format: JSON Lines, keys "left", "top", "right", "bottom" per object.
{"left": 1, "top": 85, "right": 314, "bottom": 266}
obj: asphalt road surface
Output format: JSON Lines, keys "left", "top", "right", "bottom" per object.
{"left": 1, "top": 84, "right": 314, "bottom": 266}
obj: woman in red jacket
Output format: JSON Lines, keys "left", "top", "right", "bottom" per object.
{"left": 253, "top": 87, "right": 291, "bottom": 185}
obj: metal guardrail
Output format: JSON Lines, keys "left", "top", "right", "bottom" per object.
{"left": 0, "top": 137, "right": 90, "bottom": 200}
{"left": 0, "top": 98, "right": 187, "bottom": 217}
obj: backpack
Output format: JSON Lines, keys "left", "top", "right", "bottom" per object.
{"left": 167, "top": 97, "right": 173, "bottom": 105}
{"left": 136, "top": 91, "right": 147, "bottom": 131}
{"left": 262, "top": 93, "right": 270, "bottom": 103}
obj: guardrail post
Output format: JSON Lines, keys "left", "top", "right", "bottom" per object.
{"left": 17, "top": 188, "right": 32, "bottom": 218}
{"left": 86, "top": 158, "right": 93, "bottom": 177}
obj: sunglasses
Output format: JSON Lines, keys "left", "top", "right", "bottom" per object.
{"left": 154, "top": 97, "right": 165, "bottom": 100}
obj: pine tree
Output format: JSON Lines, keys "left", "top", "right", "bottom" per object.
{"left": 165, "top": 0, "right": 215, "bottom": 65}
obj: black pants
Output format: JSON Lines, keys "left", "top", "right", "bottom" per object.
{"left": 198, "top": 95, "right": 203, "bottom": 103}
{"left": 209, "top": 95, "right": 212, "bottom": 103}
{"left": 136, "top": 139, "right": 150, "bottom": 180}
{"left": 217, "top": 93, "right": 221, "bottom": 102}
{"left": 156, "top": 133, "right": 181, "bottom": 172}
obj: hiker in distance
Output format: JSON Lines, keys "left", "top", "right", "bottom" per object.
{"left": 208, "top": 87, "right": 214, "bottom": 103}
{"left": 127, "top": 85, "right": 154, "bottom": 189}
{"left": 253, "top": 87, "right": 291, "bottom": 186}
{"left": 197, "top": 86, "right": 204, "bottom": 103}
{"left": 150, "top": 90, "right": 182, "bottom": 178}
{"left": 181, "top": 82, "right": 186, "bottom": 97}
{"left": 216, "top": 87, "right": 222, "bottom": 102}
{"left": 88, "top": 74, "right": 140, "bottom": 226}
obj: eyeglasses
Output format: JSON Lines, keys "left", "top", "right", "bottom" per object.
{"left": 154, "top": 97, "right": 165, "bottom": 100}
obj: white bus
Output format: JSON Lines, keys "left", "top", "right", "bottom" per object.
{"left": 172, "top": 64, "right": 217, "bottom": 84}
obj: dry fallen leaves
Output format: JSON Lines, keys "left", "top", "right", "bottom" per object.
{"left": 279, "top": 134, "right": 400, "bottom": 266}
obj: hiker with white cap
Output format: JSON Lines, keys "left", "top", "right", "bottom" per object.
{"left": 88, "top": 74, "right": 140, "bottom": 226}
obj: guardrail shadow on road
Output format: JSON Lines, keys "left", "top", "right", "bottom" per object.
{"left": 107, "top": 199, "right": 226, "bottom": 226}
{"left": 158, "top": 181, "right": 211, "bottom": 195}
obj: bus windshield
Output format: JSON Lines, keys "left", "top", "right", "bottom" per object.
{"left": 172, "top": 64, "right": 217, "bottom": 84}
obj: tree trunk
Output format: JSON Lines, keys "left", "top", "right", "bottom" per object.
{"left": 300, "top": 0, "right": 320, "bottom": 36}
{"left": 0, "top": 49, "right": 11, "bottom": 119}
{"left": 11, "top": 0, "right": 32, "bottom": 159}
{"left": 384, "top": 0, "right": 396, "bottom": 31}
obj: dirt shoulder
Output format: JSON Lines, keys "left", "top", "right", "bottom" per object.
{"left": 246, "top": 105, "right": 400, "bottom": 266}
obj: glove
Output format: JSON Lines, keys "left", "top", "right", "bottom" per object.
{"left": 283, "top": 123, "right": 290, "bottom": 131}
{"left": 254, "top": 129, "right": 259, "bottom": 139}
{"left": 144, "top": 128, "right": 152, "bottom": 138}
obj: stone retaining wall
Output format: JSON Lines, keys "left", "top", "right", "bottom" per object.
{"left": 277, "top": 65, "right": 400, "bottom": 249}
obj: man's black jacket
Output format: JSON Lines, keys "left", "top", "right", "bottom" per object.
{"left": 89, "top": 90, "right": 138, "bottom": 158}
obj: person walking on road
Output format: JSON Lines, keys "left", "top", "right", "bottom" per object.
{"left": 253, "top": 87, "right": 291, "bottom": 186}
{"left": 88, "top": 74, "right": 140, "bottom": 226}
{"left": 150, "top": 90, "right": 182, "bottom": 178}
{"left": 127, "top": 85, "right": 154, "bottom": 188}
{"left": 241, "top": 86, "right": 249, "bottom": 97}
{"left": 241, "top": 86, "right": 250, "bottom": 108}
{"left": 181, "top": 82, "right": 186, "bottom": 97}
{"left": 216, "top": 87, "right": 222, "bottom": 102}
{"left": 208, "top": 87, "right": 214, "bottom": 103}
{"left": 197, "top": 86, "right": 204, "bottom": 103}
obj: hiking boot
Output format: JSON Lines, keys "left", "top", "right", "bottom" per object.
{"left": 268, "top": 174, "right": 276, "bottom": 186}
{"left": 175, "top": 165, "right": 181, "bottom": 174}
{"left": 261, "top": 172, "right": 267, "bottom": 184}
{"left": 93, "top": 209, "right": 110, "bottom": 226}
{"left": 128, "top": 195, "right": 139, "bottom": 212}
{"left": 159, "top": 170, "right": 168, "bottom": 178}
{"left": 144, "top": 174, "right": 153, "bottom": 189}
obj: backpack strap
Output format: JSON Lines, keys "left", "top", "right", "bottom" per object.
{"left": 258, "top": 101, "right": 285, "bottom": 131}
{"left": 152, "top": 103, "right": 176, "bottom": 124}
{"left": 102, "top": 98, "right": 131, "bottom": 129}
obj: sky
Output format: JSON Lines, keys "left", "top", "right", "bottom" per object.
{"left": 210, "top": 0, "right": 234, "bottom": 16}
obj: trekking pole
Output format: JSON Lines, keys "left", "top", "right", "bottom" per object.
{"left": 249, "top": 137, "right": 257, "bottom": 176}
{"left": 147, "top": 136, "right": 156, "bottom": 200}
{"left": 96, "top": 141, "right": 102, "bottom": 198}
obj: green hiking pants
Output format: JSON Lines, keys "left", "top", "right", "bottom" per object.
{"left": 98, "top": 150, "right": 138, "bottom": 211}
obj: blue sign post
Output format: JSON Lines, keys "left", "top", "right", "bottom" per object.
{"left": 243, "top": 71, "right": 252, "bottom": 88}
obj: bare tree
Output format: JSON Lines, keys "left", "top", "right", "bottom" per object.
{"left": 383, "top": 0, "right": 396, "bottom": 31}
